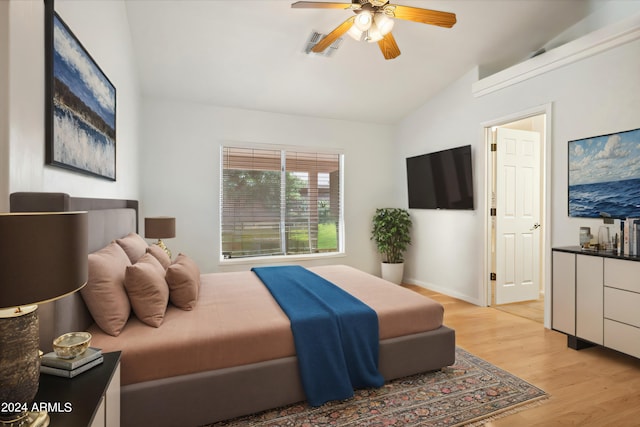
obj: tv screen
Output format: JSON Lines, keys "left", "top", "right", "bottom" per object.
{"left": 406, "top": 145, "right": 474, "bottom": 210}
{"left": 568, "top": 127, "right": 640, "bottom": 219}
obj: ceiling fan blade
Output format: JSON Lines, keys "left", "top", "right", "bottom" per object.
{"left": 378, "top": 32, "right": 401, "bottom": 60}
{"left": 292, "top": 1, "right": 357, "bottom": 9}
{"left": 312, "top": 16, "right": 355, "bottom": 53}
{"left": 384, "top": 4, "right": 456, "bottom": 28}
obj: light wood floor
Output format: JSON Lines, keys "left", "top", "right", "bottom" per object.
{"left": 403, "top": 285, "right": 640, "bottom": 426}
{"left": 494, "top": 298, "right": 544, "bottom": 324}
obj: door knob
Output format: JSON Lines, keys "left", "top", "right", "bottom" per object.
{"left": 530, "top": 223, "right": 541, "bottom": 231}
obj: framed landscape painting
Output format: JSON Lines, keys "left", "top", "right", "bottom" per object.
{"left": 45, "top": 1, "right": 116, "bottom": 180}
{"left": 568, "top": 127, "right": 640, "bottom": 219}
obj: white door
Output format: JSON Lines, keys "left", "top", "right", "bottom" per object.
{"left": 495, "top": 128, "right": 541, "bottom": 304}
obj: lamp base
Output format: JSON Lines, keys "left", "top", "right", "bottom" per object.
{"left": 154, "top": 239, "right": 172, "bottom": 259}
{"left": 0, "top": 307, "right": 43, "bottom": 427}
{"left": 0, "top": 411, "right": 49, "bottom": 427}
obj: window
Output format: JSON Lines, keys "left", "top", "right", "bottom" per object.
{"left": 221, "top": 145, "right": 343, "bottom": 259}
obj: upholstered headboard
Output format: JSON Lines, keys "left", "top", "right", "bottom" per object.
{"left": 10, "top": 192, "right": 139, "bottom": 351}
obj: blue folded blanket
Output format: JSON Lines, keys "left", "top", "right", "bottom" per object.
{"left": 251, "top": 265, "right": 384, "bottom": 406}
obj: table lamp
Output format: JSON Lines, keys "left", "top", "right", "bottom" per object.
{"left": 0, "top": 212, "right": 88, "bottom": 427}
{"left": 144, "top": 217, "right": 176, "bottom": 258}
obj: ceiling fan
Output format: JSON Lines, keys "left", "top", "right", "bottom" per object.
{"left": 292, "top": 1, "right": 457, "bottom": 60}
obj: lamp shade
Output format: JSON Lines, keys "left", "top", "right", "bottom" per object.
{"left": 0, "top": 212, "right": 88, "bottom": 308}
{"left": 145, "top": 217, "right": 176, "bottom": 239}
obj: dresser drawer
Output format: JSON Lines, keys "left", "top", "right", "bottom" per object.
{"left": 604, "top": 287, "right": 640, "bottom": 328}
{"left": 604, "top": 319, "right": 640, "bottom": 359}
{"left": 604, "top": 258, "right": 640, "bottom": 293}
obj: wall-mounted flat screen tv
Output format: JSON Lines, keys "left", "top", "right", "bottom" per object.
{"left": 568, "top": 127, "right": 640, "bottom": 219}
{"left": 406, "top": 144, "right": 474, "bottom": 210}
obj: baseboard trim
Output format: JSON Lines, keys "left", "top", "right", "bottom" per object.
{"left": 404, "top": 277, "right": 483, "bottom": 306}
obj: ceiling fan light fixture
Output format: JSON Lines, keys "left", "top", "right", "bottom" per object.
{"left": 374, "top": 12, "right": 394, "bottom": 35}
{"left": 354, "top": 10, "right": 373, "bottom": 32}
{"left": 350, "top": 11, "right": 392, "bottom": 43}
{"left": 347, "top": 25, "right": 364, "bottom": 41}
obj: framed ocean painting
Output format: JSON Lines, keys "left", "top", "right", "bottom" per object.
{"left": 45, "top": 1, "right": 116, "bottom": 180}
{"left": 568, "top": 127, "right": 640, "bottom": 219}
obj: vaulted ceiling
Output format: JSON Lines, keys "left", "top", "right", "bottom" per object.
{"left": 125, "top": 0, "right": 598, "bottom": 124}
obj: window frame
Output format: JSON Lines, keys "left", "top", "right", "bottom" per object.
{"left": 219, "top": 142, "right": 345, "bottom": 264}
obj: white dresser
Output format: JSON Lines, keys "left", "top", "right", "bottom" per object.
{"left": 552, "top": 247, "right": 640, "bottom": 358}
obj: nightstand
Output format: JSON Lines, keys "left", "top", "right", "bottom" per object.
{"left": 35, "top": 351, "right": 121, "bottom": 427}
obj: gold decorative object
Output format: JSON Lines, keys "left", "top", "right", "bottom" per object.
{"left": 0, "top": 411, "right": 49, "bottom": 427}
{"left": 53, "top": 332, "right": 91, "bottom": 359}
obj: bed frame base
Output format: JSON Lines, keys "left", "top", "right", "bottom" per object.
{"left": 121, "top": 326, "right": 455, "bottom": 427}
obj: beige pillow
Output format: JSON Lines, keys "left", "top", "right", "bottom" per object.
{"left": 146, "top": 244, "right": 171, "bottom": 270}
{"left": 166, "top": 253, "right": 200, "bottom": 311}
{"left": 81, "top": 242, "right": 132, "bottom": 336}
{"left": 124, "top": 253, "right": 169, "bottom": 327}
{"left": 115, "top": 233, "right": 148, "bottom": 264}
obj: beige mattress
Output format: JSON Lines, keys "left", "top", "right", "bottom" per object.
{"left": 89, "top": 265, "right": 444, "bottom": 386}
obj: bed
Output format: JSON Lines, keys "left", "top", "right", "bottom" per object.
{"left": 10, "top": 192, "right": 456, "bottom": 427}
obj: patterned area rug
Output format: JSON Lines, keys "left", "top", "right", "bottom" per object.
{"left": 208, "top": 347, "right": 547, "bottom": 426}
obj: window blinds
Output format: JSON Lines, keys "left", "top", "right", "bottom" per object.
{"left": 221, "top": 146, "right": 342, "bottom": 259}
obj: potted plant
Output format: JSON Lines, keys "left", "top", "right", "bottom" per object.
{"left": 370, "top": 208, "right": 412, "bottom": 284}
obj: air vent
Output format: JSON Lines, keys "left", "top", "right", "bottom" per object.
{"left": 528, "top": 47, "right": 546, "bottom": 59}
{"left": 304, "top": 31, "right": 343, "bottom": 57}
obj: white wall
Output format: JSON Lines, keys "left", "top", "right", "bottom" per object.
{"left": 140, "top": 98, "right": 397, "bottom": 274}
{"left": 4, "top": 0, "right": 139, "bottom": 201}
{"left": 395, "top": 68, "right": 485, "bottom": 303}
{"left": 395, "top": 30, "right": 640, "bottom": 304}
{"left": 543, "top": 0, "right": 640, "bottom": 52}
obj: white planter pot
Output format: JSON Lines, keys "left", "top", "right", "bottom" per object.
{"left": 381, "top": 262, "right": 404, "bottom": 284}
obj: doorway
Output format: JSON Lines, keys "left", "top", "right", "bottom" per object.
{"left": 484, "top": 109, "right": 549, "bottom": 325}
